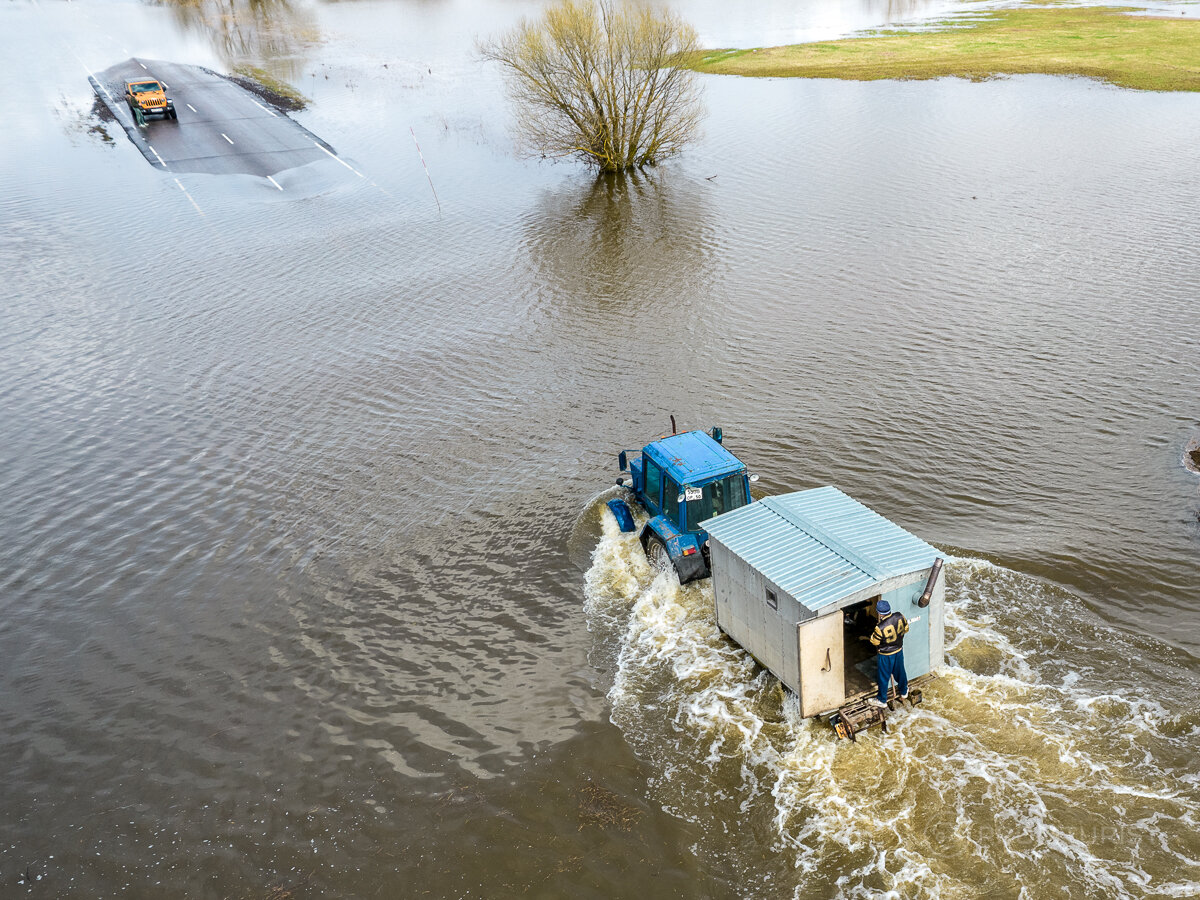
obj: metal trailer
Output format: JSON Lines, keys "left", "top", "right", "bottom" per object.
{"left": 701, "top": 487, "right": 944, "bottom": 738}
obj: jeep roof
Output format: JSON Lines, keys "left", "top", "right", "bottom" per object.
{"left": 642, "top": 431, "right": 745, "bottom": 485}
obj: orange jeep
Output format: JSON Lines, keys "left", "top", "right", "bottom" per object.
{"left": 124, "top": 80, "right": 177, "bottom": 124}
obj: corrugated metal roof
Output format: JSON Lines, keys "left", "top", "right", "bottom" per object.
{"left": 644, "top": 431, "right": 745, "bottom": 484}
{"left": 702, "top": 487, "right": 939, "bottom": 612}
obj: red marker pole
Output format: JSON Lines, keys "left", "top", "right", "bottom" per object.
{"left": 410, "top": 127, "right": 441, "bottom": 213}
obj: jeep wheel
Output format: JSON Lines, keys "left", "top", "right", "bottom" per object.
{"left": 645, "top": 535, "right": 672, "bottom": 573}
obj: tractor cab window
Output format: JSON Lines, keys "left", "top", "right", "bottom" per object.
{"left": 643, "top": 459, "right": 663, "bottom": 513}
{"left": 663, "top": 477, "right": 681, "bottom": 527}
{"left": 686, "top": 474, "right": 749, "bottom": 530}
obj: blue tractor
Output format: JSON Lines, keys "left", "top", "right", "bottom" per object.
{"left": 607, "top": 423, "right": 757, "bottom": 584}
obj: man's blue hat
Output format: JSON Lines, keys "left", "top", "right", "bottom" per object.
{"left": 876, "top": 600, "right": 891, "bottom": 616}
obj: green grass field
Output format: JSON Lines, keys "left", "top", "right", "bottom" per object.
{"left": 682, "top": 6, "right": 1200, "bottom": 92}
{"left": 231, "top": 65, "right": 309, "bottom": 109}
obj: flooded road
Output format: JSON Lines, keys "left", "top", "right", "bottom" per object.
{"left": 91, "top": 59, "right": 337, "bottom": 176}
{"left": 3, "top": 0, "right": 1199, "bottom": 896}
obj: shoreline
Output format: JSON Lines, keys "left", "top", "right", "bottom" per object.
{"left": 681, "top": 6, "right": 1200, "bottom": 93}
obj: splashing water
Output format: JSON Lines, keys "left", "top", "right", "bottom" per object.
{"left": 583, "top": 509, "right": 1200, "bottom": 898}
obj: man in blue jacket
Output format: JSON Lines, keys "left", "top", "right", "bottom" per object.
{"left": 866, "top": 600, "right": 909, "bottom": 708}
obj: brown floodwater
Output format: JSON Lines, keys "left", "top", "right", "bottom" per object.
{"left": 3, "top": 0, "right": 1199, "bottom": 896}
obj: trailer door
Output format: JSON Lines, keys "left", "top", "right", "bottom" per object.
{"left": 797, "top": 613, "right": 845, "bottom": 717}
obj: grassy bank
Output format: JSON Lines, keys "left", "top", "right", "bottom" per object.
{"left": 682, "top": 6, "right": 1200, "bottom": 92}
{"left": 230, "top": 65, "right": 309, "bottom": 110}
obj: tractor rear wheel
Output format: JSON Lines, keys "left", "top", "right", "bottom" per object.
{"left": 645, "top": 535, "right": 672, "bottom": 574}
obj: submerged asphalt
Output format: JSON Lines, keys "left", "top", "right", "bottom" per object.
{"left": 90, "top": 59, "right": 336, "bottom": 177}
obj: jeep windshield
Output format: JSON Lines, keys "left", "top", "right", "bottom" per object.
{"left": 685, "top": 473, "right": 748, "bottom": 531}
{"left": 130, "top": 83, "right": 161, "bottom": 93}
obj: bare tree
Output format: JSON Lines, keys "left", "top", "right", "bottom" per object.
{"left": 480, "top": 0, "right": 705, "bottom": 172}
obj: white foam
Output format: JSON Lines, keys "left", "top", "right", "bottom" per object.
{"left": 583, "top": 510, "right": 1200, "bottom": 895}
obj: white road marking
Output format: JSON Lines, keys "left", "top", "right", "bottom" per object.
{"left": 78, "top": 57, "right": 115, "bottom": 103}
{"left": 221, "top": 133, "right": 234, "bottom": 144}
{"left": 139, "top": 62, "right": 147, "bottom": 70}
{"left": 186, "top": 103, "right": 197, "bottom": 112}
{"left": 266, "top": 175, "right": 283, "bottom": 191}
{"left": 174, "top": 177, "right": 204, "bottom": 216}
{"left": 314, "top": 142, "right": 365, "bottom": 178}
{"left": 250, "top": 99, "right": 278, "bottom": 118}
{"left": 148, "top": 145, "right": 168, "bottom": 168}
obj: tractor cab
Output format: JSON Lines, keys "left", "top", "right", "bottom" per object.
{"left": 607, "top": 426, "right": 754, "bottom": 583}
